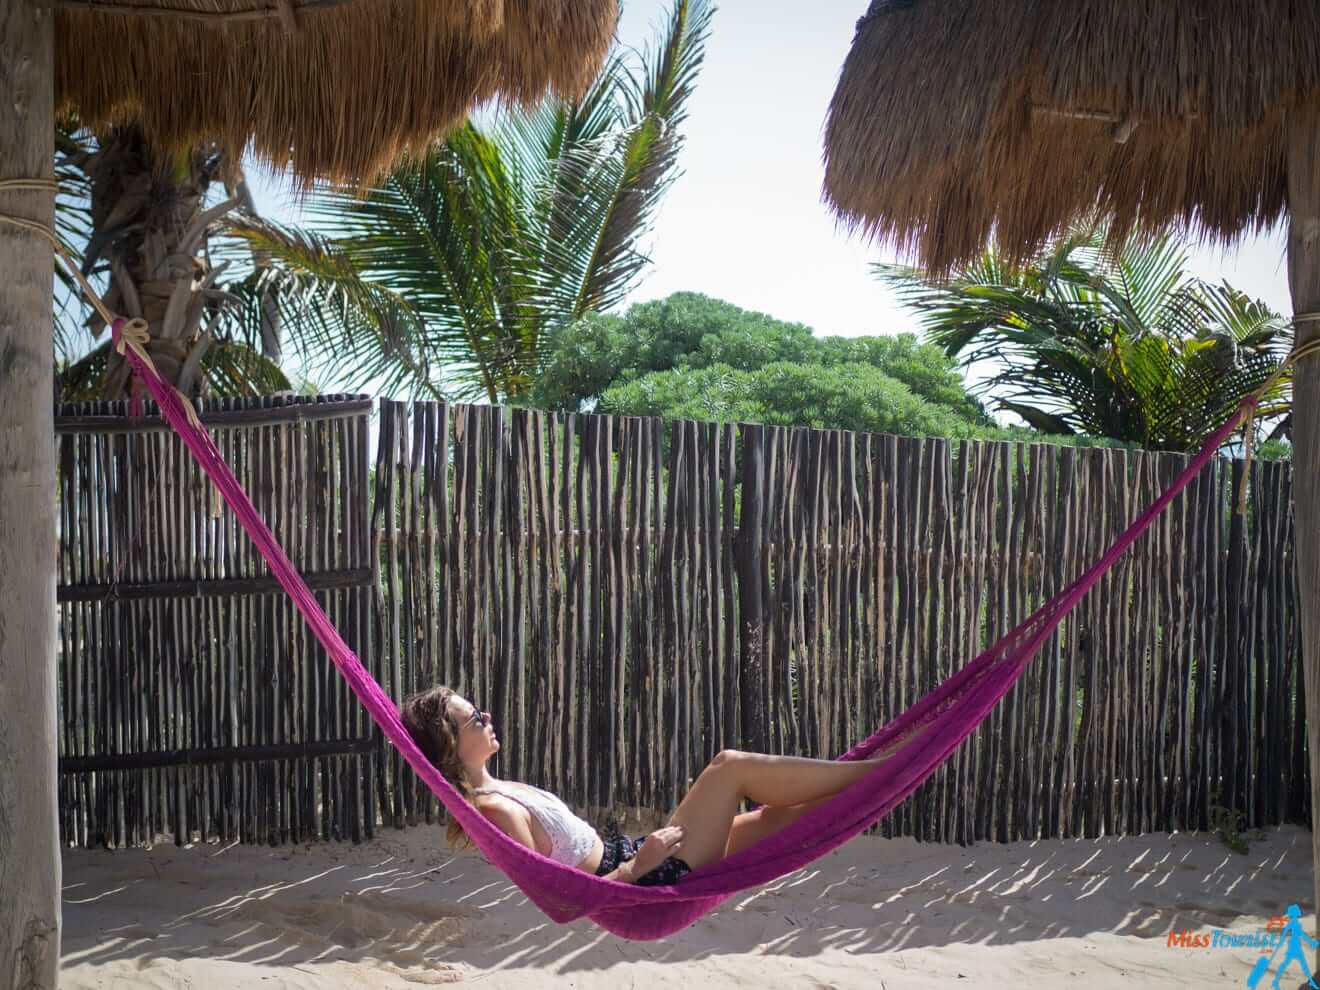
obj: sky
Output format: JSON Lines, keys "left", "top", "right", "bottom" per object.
{"left": 248, "top": 0, "right": 1295, "bottom": 361}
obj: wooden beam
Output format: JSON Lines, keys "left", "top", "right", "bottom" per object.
{"left": 0, "top": 2, "right": 60, "bottom": 987}
{"left": 1032, "top": 104, "right": 1123, "bottom": 124}
{"left": 1286, "top": 99, "right": 1320, "bottom": 978}
{"left": 38, "top": 0, "right": 354, "bottom": 25}
{"left": 53, "top": 396, "right": 372, "bottom": 434}
{"left": 1031, "top": 104, "right": 1185, "bottom": 143}
{"left": 59, "top": 737, "right": 376, "bottom": 774}
{"left": 57, "top": 567, "right": 373, "bottom": 602}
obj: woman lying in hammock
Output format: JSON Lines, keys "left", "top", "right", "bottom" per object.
{"left": 400, "top": 685, "right": 929, "bottom": 887}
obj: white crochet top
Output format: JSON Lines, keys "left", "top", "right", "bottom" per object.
{"left": 472, "top": 782, "right": 598, "bottom": 867}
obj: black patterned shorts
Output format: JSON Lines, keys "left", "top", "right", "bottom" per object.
{"left": 594, "top": 832, "right": 692, "bottom": 886}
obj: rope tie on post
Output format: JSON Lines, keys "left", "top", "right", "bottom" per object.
{"left": 0, "top": 176, "right": 202, "bottom": 429}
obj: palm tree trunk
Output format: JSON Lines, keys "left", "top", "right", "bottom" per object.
{"left": 1287, "top": 102, "right": 1320, "bottom": 980}
{"left": 227, "top": 168, "right": 283, "bottom": 363}
{"left": 0, "top": 4, "right": 60, "bottom": 989}
{"left": 83, "top": 124, "right": 237, "bottom": 397}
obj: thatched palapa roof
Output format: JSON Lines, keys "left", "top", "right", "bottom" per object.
{"left": 822, "top": 0, "right": 1320, "bottom": 272}
{"left": 55, "top": 0, "right": 618, "bottom": 183}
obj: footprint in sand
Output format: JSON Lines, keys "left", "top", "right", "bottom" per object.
{"left": 208, "top": 890, "right": 483, "bottom": 959}
{"left": 380, "top": 961, "right": 469, "bottom": 984}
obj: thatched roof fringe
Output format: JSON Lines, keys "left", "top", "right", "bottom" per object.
{"left": 822, "top": 1, "right": 1320, "bottom": 273}
{"left": 57, "top": 0, "right": 618, "bottom": 183}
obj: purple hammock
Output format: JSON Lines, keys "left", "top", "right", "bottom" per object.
{"left": 109, "top": 319, "right": 1254, "bottom": 941}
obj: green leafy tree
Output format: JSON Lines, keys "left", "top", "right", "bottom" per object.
{"left": 532, "top": 291, "right": 996, "bottom": 438}
{"left": 876, "top": 229, "right": 1293, "bottom": 452}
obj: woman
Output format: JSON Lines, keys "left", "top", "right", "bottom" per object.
{"left": 400, "top": 685, "right": 927, "bottom": 887}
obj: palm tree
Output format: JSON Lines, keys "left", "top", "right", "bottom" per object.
{"left": 54, "top": 121, "right": 291, "bottom": 401}
{"left": 219, "top": 0, "right": 713, "bottom": 403}
{"left": 876, "top": 230, "right": 1293, "bottom": 452}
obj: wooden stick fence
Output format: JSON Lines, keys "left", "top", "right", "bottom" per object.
{"left": 56, "top": 396, "right": 1311, "bottom": 849}
{"left": 56, "top": 394, "right": 375, "bottom": 848}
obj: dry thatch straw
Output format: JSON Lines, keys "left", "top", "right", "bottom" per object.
{"left": 821, "top": 0, "right": 1320, "bottom": 273}
{"left": 54, "top": 0, "right": 618, "bottom": 184}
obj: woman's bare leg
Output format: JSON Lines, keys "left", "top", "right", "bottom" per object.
{"left": 723, "top": 796, "right": 832, "bottom": 859}
{"left": 664, "top": 752, "right": 884, "bottom": 869}
{"left": 667, "top": 719, "right": 934, "bottom": 871}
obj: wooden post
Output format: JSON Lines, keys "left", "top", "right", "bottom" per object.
{"left": 0, "top": 2, "right": 60, "bottom": 988}
{"left": 1288, "top": 100, "right": 1320, "bottom": 981}
{"left": 734, "top": 426, "right": 765, "bottom": 750}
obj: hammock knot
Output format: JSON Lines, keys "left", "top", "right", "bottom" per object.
{"left": 111, "top": 317, "right": 152, "bottom": 419}
{"left": 110, "top": 316, "right": 151, "bottom": 356}
{"left": 109, "top": 317, "right": 205, "bottom": 430}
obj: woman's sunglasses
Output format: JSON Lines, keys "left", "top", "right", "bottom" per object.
{"left": 458, "top": 705, "right": 489, "bottom": 731}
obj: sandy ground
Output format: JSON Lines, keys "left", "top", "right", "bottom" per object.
{"left": 59, "top": 822, "right": 1314, "bottom": 989}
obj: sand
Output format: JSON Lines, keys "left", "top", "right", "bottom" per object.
{"left": 59, "top": 822, "right": 1313, "bottom": 989}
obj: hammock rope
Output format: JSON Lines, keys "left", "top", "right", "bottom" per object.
{"left": 2, "top": 175, "right": 1314, "bottom": 939}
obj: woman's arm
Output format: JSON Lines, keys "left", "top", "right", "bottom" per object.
{"left": 481, "top": 798, "right": 540, "bottom": 852}
{"left": 600, "top": 825, "right": 685, "bottom": 884}
{"left": 600, "top": 861, "right": 638, "bottom": 884}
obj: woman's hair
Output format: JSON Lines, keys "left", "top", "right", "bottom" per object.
{"left": 399, "top": 684, "right": 474, "bottom": 848}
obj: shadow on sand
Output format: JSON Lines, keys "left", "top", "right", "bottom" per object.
{"left": 60, "top": 823, "right": 1313, "bottom": 984}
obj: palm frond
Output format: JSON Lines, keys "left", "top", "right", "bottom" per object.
{"left": 53, "top": 123, "right": 99, "bottom": 362}
{"left": 220, "top": 218, "right": 454, "bottom": 400}
{"left": 57, "top": 337, "right": 291, "bottom": 401}
{"left": 879, "top": 226, "right": 1291, "bottom": 451}
{"left": 538, "top": 0, "right": 713, "bottom": 324}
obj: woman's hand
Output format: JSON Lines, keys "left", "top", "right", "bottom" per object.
{"left": 630, "top": 824, "right": 686, "bottom": 877}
